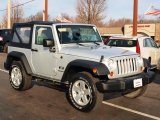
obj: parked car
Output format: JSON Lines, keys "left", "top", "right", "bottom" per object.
{"left": 0, "top": 29, "right": 12, "bottom": 53}
{"left": 4, "top": 21, "right": 154, "bottom": 112}
{"left": 107, "top": 36, "right": 160, "bottom": 69}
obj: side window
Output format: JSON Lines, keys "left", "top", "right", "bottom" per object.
{"left": 144, "top": 38, "right": 157, "bottom": 48}
{"left": 12, "top": 27, "right": 31, "bottom": 44}
{"left": 149, "top": 38, "right": 158, "bottom": 48}
{"left": 35, "top": 26, "right": 53, "bottom": 45}
{"left": 144, "top": 39, "right": 151, "bottom": 47}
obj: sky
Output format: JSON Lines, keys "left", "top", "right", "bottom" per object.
{"left": 0, "top": 0, "right": 160, "bottom": 22}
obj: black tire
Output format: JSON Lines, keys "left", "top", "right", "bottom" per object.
{"left": 9, "top": 61, "right": 33, "bottom": 91}
{"left": 67, "top": 72, "right": 103, "bottom": 112}
{"left": 123, "top": 86, "right": 147, "bottom": 99}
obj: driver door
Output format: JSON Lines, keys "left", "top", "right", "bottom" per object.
{"left": 31, "top": 25, "right": 57, "bottom": 78}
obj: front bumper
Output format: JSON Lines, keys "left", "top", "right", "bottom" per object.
{"left": 96, "top": 71, "right": 155, "bottom": 93}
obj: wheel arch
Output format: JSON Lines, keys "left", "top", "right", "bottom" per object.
{"left": 61, "top": 59, "right": 109, "bottom": 82}
{"left": 4, "top": 51, "right": 32, "bottom": 75}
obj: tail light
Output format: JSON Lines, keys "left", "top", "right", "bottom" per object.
{"left": 136, "top": 41, "right": 140, "bottom": 54}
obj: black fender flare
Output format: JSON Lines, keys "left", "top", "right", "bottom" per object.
{"left": 4, "top": 51, "right": 32, "bottom": 75}
{"left": 143, "top": 58, "right": 151, "bottom": 68}
{"left": 61, "top": 59, "right": 109, "bottom": 82}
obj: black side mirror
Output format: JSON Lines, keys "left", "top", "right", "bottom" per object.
{"left": 43, "top": 39, "right": 54, "bottom": 47}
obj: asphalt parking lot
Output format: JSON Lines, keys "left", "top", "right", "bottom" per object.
{"left": 0, "top": 53, "right": 160, "bottom": 120}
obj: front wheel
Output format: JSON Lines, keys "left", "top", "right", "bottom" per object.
{"left": 123, "top": 86, "right": 147, "bottom": 99}
{"left": 67, "top": 72, "right": 103, "bottom": 112}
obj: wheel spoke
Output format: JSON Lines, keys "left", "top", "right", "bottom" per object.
{"left": 84, "top": 89, "right": 91, "bottom": 96}
{"left": 75, "top": 94, "right": 81, "bottom": 102}
{"left": 17, "top": 78, "right": 20, "bottom": 86}
{"left": 12, "top": 77, "right": 16, "bottom": 85}
{"left": 79, "top": 81, "right": 85, "bottom": 90}
{"left": 72, "top": 85, "right": 80, "bottom": 92}
{"left": 12, "top": 69, "right": 16, "bottom": 75}
{"left": 18, "top": 73, "right": 22, "bottom": 80}
{"left": 81, "top": 96, "right": 88, "bottom": 104}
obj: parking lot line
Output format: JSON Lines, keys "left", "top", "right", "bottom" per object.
{"left": 103, "top": 101, "right": 160, "bottom": 120}
{"left": 0, "top": 69, "right": 9, "bottom": 73}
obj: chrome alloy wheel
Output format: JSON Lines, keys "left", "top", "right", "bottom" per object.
{"left": 11, "top": 67, "right": 22, "bottom": 87}
{"left": 72, "top": 80, "right": 92, "bottom": 106}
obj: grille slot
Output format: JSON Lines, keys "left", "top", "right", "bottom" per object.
{"left": 116, "top": 57, "right": 138, "bottom": 75}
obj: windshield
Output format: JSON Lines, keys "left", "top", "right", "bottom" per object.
{"left": 107, "top": 39, "right": 137, "bottom": 47}
{"left": 56, "top": 25, "right": 102, "bottom": 44}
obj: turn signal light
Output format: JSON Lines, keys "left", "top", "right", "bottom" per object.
{"left": 141, "top": 66, "right": 145, "bottom": 71}
{"left": 109, "top": 71, "right": 114, "bottom": 77}
{"left": 92, "top": 68, "right": 97, "bottom": 74}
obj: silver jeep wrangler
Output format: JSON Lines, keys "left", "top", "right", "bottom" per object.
{"left": 4, "top": 21, "right": 155, "bottom": 112}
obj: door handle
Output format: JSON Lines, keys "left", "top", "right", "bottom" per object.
{"left": 49, "top": 47, "right": 56, "bottom": 52}
{"left": 31, "top": 48, "right": 38, "bottom": 52}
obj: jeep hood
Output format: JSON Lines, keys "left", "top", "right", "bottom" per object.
{"left": 60, "top": 45, "right": 138, "bottom": 60}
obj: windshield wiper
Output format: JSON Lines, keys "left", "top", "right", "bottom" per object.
{"left": 93, "top": 42, "right": 100, "bottom": 45}
{"left": 76, "top": 42, "right": 85, "bottom": 46}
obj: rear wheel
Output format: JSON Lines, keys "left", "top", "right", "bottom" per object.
{"left": 67, "top": 72, "right": 103, "bottom": 112}
{"left": 9, "top": 61, "right": 33, "bottom": 91}
{"left": 123, "top": 86, "right": 147, "bottom": 99}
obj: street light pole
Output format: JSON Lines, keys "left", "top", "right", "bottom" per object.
{"left": 133, "top": 0, "right": 138, "bottom": 36}
{"left": 7, "top": 0, "right": 11, "bottom": 29}
{"left": 43, "top": 0, "right": 48, "bottom": 21}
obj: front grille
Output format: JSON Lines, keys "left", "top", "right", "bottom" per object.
{"left": 116, "top": 57, "right": 138, "bottom": 75}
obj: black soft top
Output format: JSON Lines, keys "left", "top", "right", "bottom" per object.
{"left": 13, "top": 21, "right": 62, "bottom": 27}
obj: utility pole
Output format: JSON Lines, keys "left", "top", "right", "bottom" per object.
{"left": 7, "top": 0, "right": 11, "bottom": 29}
{"left": 43, "top": 0, "right": 48, "bottom": 21}
{"left": 133, "top": 0, "right": 138, "bottom": 36}
{"left": 88, "top": 0, "right": 91, "bottom": 24}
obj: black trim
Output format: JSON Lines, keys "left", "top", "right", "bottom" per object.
{"left": 4, "top": 51, "right": 32, "bottom": 75}
{"left": 69, "top": 60, "right": 109, "bottom": 75}
{"left": 61, "top": 59, "right": 109, "bottom": 82}
{"left": 96, "top": 71, "right": 155, "bottom": 93}
{"left": 143, "top": 58, "right": 151, "bottom": 68}
{"left": 12, "top": 21, "right": 61, "bottom": 26}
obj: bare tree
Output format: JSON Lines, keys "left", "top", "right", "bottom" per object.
{"left": 2, "top": 0, "right": 24, "bottom": 28}
{"left": 61, "top": 13, "right": 75, "bottom": 22}
{"left": 106, "top": 18, "right": 132, "bottom": 27}
{"left": 54, "top": 13, "right": 75, "bottom": 22}
{"left": 12, "top": 0, "right": 24, "bottom": 23}
{"left": 76, "top": 0, "right": 107, "bottom": 26}
{"left": 25, "top": 11, "right": 43, "bottom": 22}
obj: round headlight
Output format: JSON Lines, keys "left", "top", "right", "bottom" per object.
{"left": 107, "top": 59, "right": 116, "bottom": 70}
